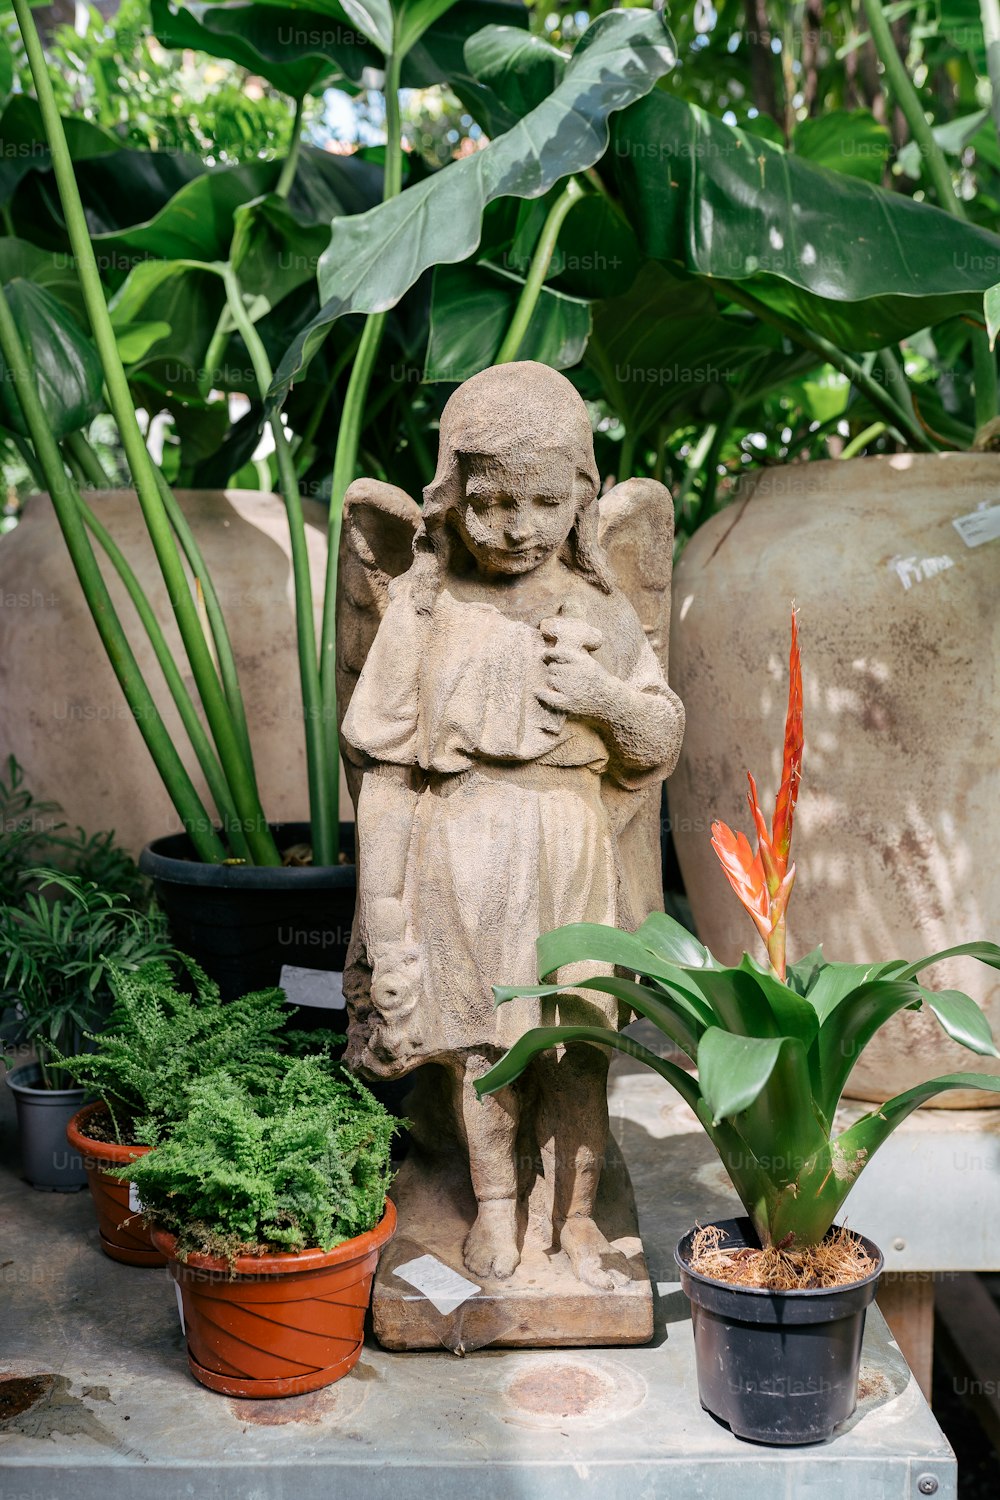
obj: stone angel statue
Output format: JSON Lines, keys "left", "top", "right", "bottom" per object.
{"left": 336, "top": 362, "right": 685, "bottom": 1301}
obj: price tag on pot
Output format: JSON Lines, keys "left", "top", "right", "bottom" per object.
{"left": 279, "top": 965, "right": 346, "bottom": 1011}
{"left": 128, "top": 1183, "right": 143, "bottom": 1214}
{"left": 952, "top": 504, "right": 1000, "bottom": 548}
{"left": 173, "top": 1281, "right": 186, "bottom": 1337}
{"left": 393, "top": 1254, "right": 481, "bottom": 1316}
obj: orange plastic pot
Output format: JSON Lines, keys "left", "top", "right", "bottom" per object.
{"left": 66, "top": 1103, "right": 166, "bottom": 1267}
{"left": 150, "top": 1198, "right": 397, "bottom": 1398}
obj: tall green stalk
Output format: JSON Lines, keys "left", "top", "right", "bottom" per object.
{"left": 220, "top": 264, "right": 333, "bottom": 864}
{"left": 12, "top": 0, "right": 279, "bottom": 865}
{"left": 0, "top": 293, "right": 226, "bottom": 862}
{"left": 496, "top": 177, "right": 584, "bottom": 363}
{"left": 862, "top": 0, "right": 998, "bottom": 429}
{"left": 318, "top": 46, "right": 406, "bottom": 856}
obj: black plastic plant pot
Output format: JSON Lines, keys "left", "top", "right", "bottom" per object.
{"left": 674, "top": 1216, "right": 884, "bottom": 1446}
{"left": 139, "top": 821, "right": 356, "bottom": 1008}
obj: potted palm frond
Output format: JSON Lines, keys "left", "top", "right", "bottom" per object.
{"left": 1, "top": 868, "right": 173, "bottom": 1189}
{"left": 121, "top": 1055, "right": 397, "bottom": 1398}
{"left": 59, "top": 958, "right": 342, "bottom": 1263}
{"left": 476, "top": 612, "right": 1000, "bottom": 1444}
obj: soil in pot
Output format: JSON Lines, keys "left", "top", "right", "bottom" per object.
{"left": 675, "top": 1216, "right": 884, "bottom": 1446}
{"left": 151, "top": 1199, "right": 397, "bottom": 1398}
{"left": 5, "top": 1064, "right": 87, "bottom": 1191}
{"left": 65, "top": 1103, "right": 165, "bottom": 1267}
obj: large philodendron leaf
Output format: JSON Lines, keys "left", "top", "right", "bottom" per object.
{"left": 92, "top": 161, "right": 281, "bottom": 262}
{"left": 0, "top": 240, "right": 86, "bottom": 320}
{"left": 267, "top": 8, "right": 677, "bottom": 407}
{"left": 0, "top": 280, "right": 103, "bottom": 440}
{"left": 425, "top": 262, "right": 590, "bottom": 381}
{"left": 0, "top": 97, "right": 119, "bottom": 207}
{"left": 611, "top": 92, "right": 1000, "bottom": 350}
{"left": 151, "top": 0, "right": 377, "bottom": 94}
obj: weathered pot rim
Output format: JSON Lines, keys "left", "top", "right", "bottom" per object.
{"left": 65, "top": 1101, "right": 150, "bottom": 1163}
{"left": 151, "top": 1196, "right": 396, "bottom": 1276}
{"left": 139, "top": 820, "right": 355, "bottom": 890}
{"left": 674, "top": 1216, "right": 884, "bottom": 1300}
{"left": 5, "top": 1062, "right": 87, "bottom": 1101}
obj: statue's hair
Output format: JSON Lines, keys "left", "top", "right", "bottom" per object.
{"left": 410, "top": 362, "right": 613, "bottom": 613}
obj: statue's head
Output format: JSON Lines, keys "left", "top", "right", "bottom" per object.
{"left": 412, "top": 362, "right": 612, "bottom": 606}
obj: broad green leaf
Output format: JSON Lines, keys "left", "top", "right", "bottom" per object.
{"left": 93, "top": 161, "right": 280, "bottom": 262}
{"left": 735, "top": 954, "right": 819, "bottom": 1047}
{"left": 697, "top": 1027, "right": 789, "bottom": 1124}
{"left": 462, "top": 24, "right": 566, "bottom": 135}
{"left": 339, "top": 0, "right": 392, "bottom": 52}
{"left": 395, "top": 0, "right": 462, "bottom": 58}
{"left": 0, "top": 281, "right": 103, "bottom": 440}
{"left": 986, "top": 282, "right": 1000, "bottom": 351}
{"left": 804, "top": 961, "right": 887, "bottom": 1025}
{"left": 267, "top": 8, "right": 677, "bottom": 408}
{"left": 890, "top": 940, "right": 1000, "bottom": 985}
{"left": 474, "top": 1023, "right": 705, "bottom": 1116}
{"left": 401, "top": 0, "right": 531, "bottom": 110}
{"left": 811, "top": 978, "right": 934, "bottom": 1123}
{"left": 115, "top": 322, "right": 174, "bottom": 364}
{"left": 0, "top": 240, "right": 85, "bottom": 320}
{"left": 108, "top": 260, "right": 226, "bottom": 391}
{"left": 793, "top": 110, "right": 890, "bottom": 184}
{"left": 0, "top": 97, "right": 119, "bottom": 206}
{"left": 150, "top": 0, "right": 373, "bottom": 94}
{"left": 896, "top": 110, "right": 989, "bottom": 179}
{"left": 916, "top": 987, "right": 999, "bottom": 1058}
{"left": 493, "top": 974, "right": 707, "bottom": 1059}
{"left": 634, "top": 909, "right": 715, "bottom": 969}
{"left": 836, "top": 1072, "right": 1000, "bottom": 1167}
{"left": 424, "top": 261, "right": 590, "bottom": 381}
{"left": 785, "top": 945, "right": 827, "bottom": 997}
{"left": 611, "top": 91, "right": 1000, "bottom": 349}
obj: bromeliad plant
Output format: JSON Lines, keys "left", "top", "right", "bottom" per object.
{"left": 476, "top": 611, "right": 1000, "bottom": 1251}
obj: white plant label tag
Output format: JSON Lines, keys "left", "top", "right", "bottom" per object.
{"left": 952, "top": 504, "right": 1000, "bottom": 548}
{"left": 128, "top": 1183, "right": 142, "bottom": 1214}
{"left": 393, "top": 1254, "right": 481, "bottom": 1315}
{"left": 173, "top": 1281, "right": 186, "bottom": 1337}
{"left": 279, "top": 965, "right": 346, "bottom": 1010}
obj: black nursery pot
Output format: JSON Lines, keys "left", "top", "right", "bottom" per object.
{"left": 674, "top": 1216, "right": 884, "bottom": 1446}
{"left": 139, "top": 821, "right": 356, "bottom": 1006}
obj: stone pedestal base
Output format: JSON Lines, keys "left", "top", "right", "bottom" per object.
{"left": 373, "top": 1136, "right": 654, "bottom": 1351}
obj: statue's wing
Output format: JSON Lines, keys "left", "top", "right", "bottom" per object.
{"left": 598, "top": 477, "right": 677, "bottom": 927}
{"left": 597, "top": 476, "right": 675, "bottom": 677}
{"left": 336, "top": 478, "right": 421, "bottom": 810}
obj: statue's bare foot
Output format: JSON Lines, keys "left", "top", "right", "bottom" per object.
{"left": 560, "top": 1216, "right": 631, "bottom": 1290}
{"left": 463, "top": 1200, "right": 520, "bottom": 1280}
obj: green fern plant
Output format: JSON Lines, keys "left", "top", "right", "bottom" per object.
{"left": 51, "top": 957, "right": 343, "bottom": 1142}
{"left": 0, "top": 868, "right": 173, "bottom": 1086}
{"left": 119, "top": 1058, "right": 397, "bottom": 1262}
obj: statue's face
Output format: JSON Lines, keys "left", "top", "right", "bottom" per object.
{"left": 454, "top": 449, "right": 578, "bottom": 575}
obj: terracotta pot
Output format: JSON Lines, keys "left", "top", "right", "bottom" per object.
{"left": 66, "top": 1103, "right": 166, "bottom": 1266}
{"left": 151, "top": 1199, "right": 397, "bottom": 1398}
{"left": 669, "top": 453, "right": 1000, "bottom": 1105}
{"left": 0, "top": 489, "right": 351, "bottom": 856}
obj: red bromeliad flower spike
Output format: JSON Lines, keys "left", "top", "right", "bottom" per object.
{"left": 710, "top": 610, "right": 802, "bottom": 980}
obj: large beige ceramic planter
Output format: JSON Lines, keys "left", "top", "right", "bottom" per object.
{"left": 669, "top": 453, "right": 1000, "bottom": 1106}
{"left": 0, "top": 489, "right": 332, "bottom": 855}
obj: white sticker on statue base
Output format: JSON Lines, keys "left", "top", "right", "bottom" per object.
{"left": 173, "top": 1281, "right": 186, "bottom": 1337}
{"left": 128, "top": 1183, "right": 142, "bottom": 1214}
{"left": 952, "top": 504, "right": 1000, "bottom": 548}
{"left": 278, "top": 965, "right": 346, "bottom": 1010}
{"left": 393, "top": 1254, "right": 481, "bottom": 1315}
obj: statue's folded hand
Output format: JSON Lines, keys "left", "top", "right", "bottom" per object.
{"left": 537, "top": 649, "right": 615, "bottom": 719}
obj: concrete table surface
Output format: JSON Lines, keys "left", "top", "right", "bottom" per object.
{"left": 1, "top": 1057, "right": 957, "bottom": 1500}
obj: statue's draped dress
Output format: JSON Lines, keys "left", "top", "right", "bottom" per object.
{"left": 342, "top": 574, "right": 675, "bottom": 1059}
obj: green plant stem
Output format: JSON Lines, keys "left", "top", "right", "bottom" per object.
{"left": 674, "top": 423, "right": 719, "bottom": 525}
{"left": 692, "top": 410, "right": 734, "bottom": 528}
{"left": 275, "top": 95, "right": 306, "bottom": 200}
{"left": 318, "top": 44, "right": 406, "bottom": 856}
{"left": 11, "top": 0, "right": 279, "bottom": 866}
{"left": 12, "top": 433, "right": 46, "bottom": 488}
{"left": 862, "top": 0, "right": 997, "bottom": 428}
{"left": 149, "top": 464, "right": 257, "bottom": 775}
{"left": 839, "top": 420, "right": 886, "bottom": 459}
{"left": 714, "top": 278, "right": 937, "bottom": 451}
{"left": 618, "top": 427, "right": 635, "bottom": 482}
{"left": 75, "top": 493, "right": 247, "bottom": 853}
{"left": 0, "top": 283, "right": 226, "bottom": 862}
{"left": 221, "top": 264, "right": 333, "bottom": 864}
{"left": 64, "top": 429, "right": 112, "bottom": 487}
{"left": 200, "top": 305, "right": 233, "bottom": 399}
{"left": 496, "top": 177, "right": 584, "bottom": 363}
{"left": 61, "top": 440, "right": 87, "bottom": 486}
